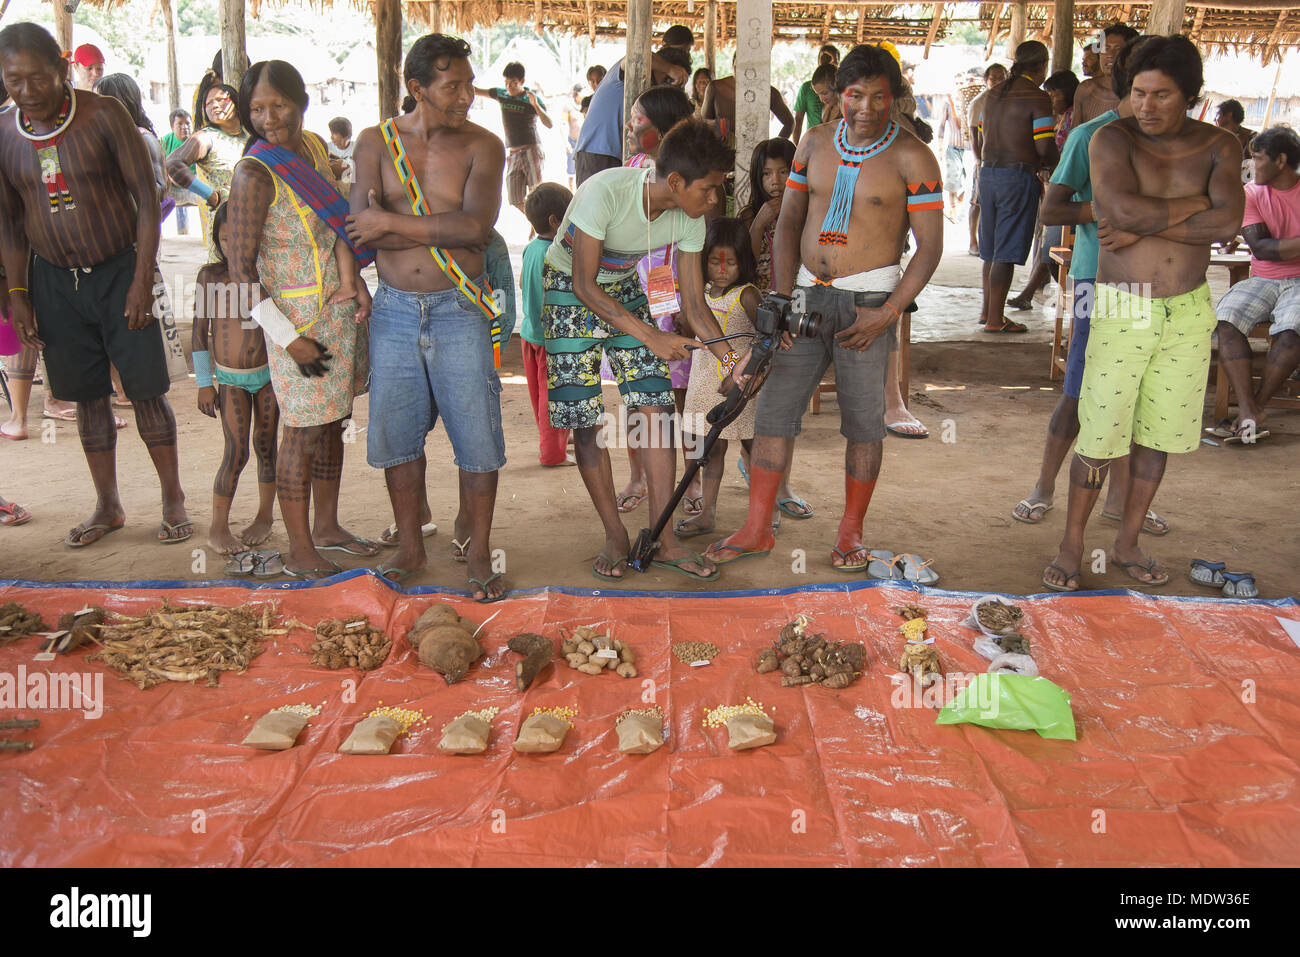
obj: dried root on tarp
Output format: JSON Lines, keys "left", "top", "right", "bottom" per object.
{"left": 508, "top": 633, "right": 554, "bottom": 691}
{"left": 0, "top": 602, "right": 47, "bottom": 645}
{"left": 976, "top": 599, "right": 1024, "bottom": 636}
{"left": 898, "top": 643, "right": 943, "bottom": 689}
{"left": 560, "top": 625, "right": 637, "bottom": 678}
{"left": 755, "top": 616, "right": 866, "bottom": 689}
{"left": 311, "top": 616, "right": 392, "bottom": 671}
{"left": 87, "top": 602, "right": 282, "bottom": 689}
{"left": 407, "top": 603, "right": 483, "bottom": 685}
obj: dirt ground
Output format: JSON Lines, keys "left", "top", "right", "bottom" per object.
{"left": 3, "top": 227, "right": 1297, "bottom": 599}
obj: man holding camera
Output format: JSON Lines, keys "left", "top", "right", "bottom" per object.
{"left": 707, "top": 45, "right": 943, "bottom": 572}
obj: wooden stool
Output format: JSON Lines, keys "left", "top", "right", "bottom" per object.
{"left": 1049, "top": 228, "right": 1074, "bottom": 381}
{"left": 810, "top": 309, "right": 911, "bottom": 413}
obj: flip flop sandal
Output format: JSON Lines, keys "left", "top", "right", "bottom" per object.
{"left": 223, "top": 550, "right": 259, "bottom": 576}
{"left": 379, "top": 521, "right": 438, "bottom": 547}
{"left": 1221, "top": 572, "right": 1258, "bottom": 599}
{"left": 706, "top": 542, "right": 771, "bottom": 566}
{"left": 1112, "top": 556, "right": 1170, "bottom": 587}
{"left": 1188, "top": 559, "right": 1226, "bottom": 587}
{"left": 673, "top": 517, "right": 716, "bottom": 539}
{"left": 158, "top": 520, "right": 194, "bottom": 545}
{"left": 250, "top": 551, "right": 285, "bottom": 578}
{"left": 1205, "top": 422, "right": 1236, "bottom": 439}
{"left": 0, "top": 502, "right": 31, "bottom": 526}
{"left": 318, "top": 536, "right": 383, "bottom": 556}
{"left": 867, "top": 549, "right": 901, "bottom": 579}
{"left": 896, "top": 552, "right": 940, "bottom": 585}
{"left": 983, "top": 318, "right": 1028, "bottom": 333}
{"left": 65, "top": 523, "right": 123, "bottom": 548}
{"left": 1007, "top": 297, "right": 1033, "bottom": 311}
{"left": 830, "top": 545, "right": 872, "bottom": 573}
{"left": 737, "top": 457, "right": 750, "bottom": 486}
{"left": 41, "top": 409, "right": 78, "bottom": 422}
{"left": 592, "top": 551, "right": 628, "bottom": 583}
{"left": 1042, "top": 561, "right": 1081, "bottom": 592}
{"left": 451, "top": 537, "right": 471, "bottom": 563}
{"left": 777, "top": 496, "right": 814, "bottom": 518}
{"left": 0, "top": 427, "right": 27, "bottom": 442}
{"left": 376, "top": 564, "right": 418, "bottom": 583}
{"left": 283, "top": 564, "right": 340, "bottom": 581}
{"left": 1013, "top": 498, "right": 1053, "bottom": 524}
{"left": 886, "top": 420, "right": 930, "bottom": 439}
{"left": 1223, "top": 424, "right": 1271, "bottom": 445}
{"left": 616, "top": 491, "right": 646, "bottom": 513}
{"left": 468, "top": 572, "right": 507, "bottom": 603}
{"left": 682, "top": 496, "right": 705, "bottom": 516}
{"left": 651, "top": 552, "right": 721, "bottom": 582}
{"left": 1101, "top": 508, "right": 1170, "bottom": 536}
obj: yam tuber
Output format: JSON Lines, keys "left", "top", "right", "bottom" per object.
{"left": 415, "top": 624, "right": 484, "bottom": 684}
{"left": 616, "top": 662, "right": 638, "bottom": 678}
{"left": 508, "top": 632, "right": 554, "bottom": 692}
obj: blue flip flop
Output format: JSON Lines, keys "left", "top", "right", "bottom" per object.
{"left": 737, "top": 456, "right": 751, "bottom": 486}
{"left": 777, "top": 496, "right": 813, "bottom": 519}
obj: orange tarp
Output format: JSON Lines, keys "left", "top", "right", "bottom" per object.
{"left": 1, "top": 573, "right": 1298, "bottom": 867}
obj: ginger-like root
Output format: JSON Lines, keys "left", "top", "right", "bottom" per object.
{"left": 508, "top": 632, "right": 554, "bottom": 692}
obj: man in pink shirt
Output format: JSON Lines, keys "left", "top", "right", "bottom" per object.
{"left": 1214, "top": 126, "right": 1300, "bottom": 440}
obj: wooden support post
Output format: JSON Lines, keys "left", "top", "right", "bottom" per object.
{"left": 986, "top": 3, "right": 1004, "bottom": 61}
{"left": 160, "top": 0, "right": 181, "bottom": 112}
{"left": 1006, "top": 2, "right": 1027, "bottom": 58}
{"left": 734, "top": 0, "right": 772, "bottom": 211}
{"left": 52, "top": 0, "right": 71, "bottom": 52}
{"left": 705, "top": 0, "right": 717, "bottom": 75}
{"left": 1148, "top": 0, "right": 1187, "bottom": 35}
{"left": 219, "top": 0, "right": 248, "bottom": 92}
{"left": 856, "top": 2, "right": 866, "bottom": 43}
{"left": 1052, "top": 0, "right": 1074, "bottom": 73}
{"left": 376, "top": 0, "right": 402, "bottom": 120}
{"left": 924, "top": 3, "right": 944, "bottom": 59}
{"left": 623, "top": 0, "right": 652, "bottom": 161}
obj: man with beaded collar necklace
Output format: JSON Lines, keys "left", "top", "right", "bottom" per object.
{"left": 706, "top": 44, "right": 943, "bottom": 574}
{"left": 0, "top": 23, "right": 190, "bottom": 548}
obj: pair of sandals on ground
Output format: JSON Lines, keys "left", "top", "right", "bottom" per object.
{"left": 374, "top": 524, "right": 506, "bottom": 604}
{"left": 1206, "top": 417, "right": 1271, "bottom": 444}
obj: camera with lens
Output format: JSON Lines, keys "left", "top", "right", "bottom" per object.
{"left": 755, "top": 293, "right": 821, "bottom": 339}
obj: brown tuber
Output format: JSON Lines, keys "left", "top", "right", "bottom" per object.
{"left": 757, "top": 618, "right": 866, "bottom": 689}
{"left": 414, "top": 624, "right": 484, "bottom": 685}
{"left": 508, "top": 633, "right": 554, "bottom": 692}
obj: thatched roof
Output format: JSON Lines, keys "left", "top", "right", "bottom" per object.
{"left": 398, "top": 1, "right": 1300, "bottom": 62}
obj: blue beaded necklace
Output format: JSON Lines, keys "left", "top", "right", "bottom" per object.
{"left": 818, "top": 118, "right": 898, "bottom": 246}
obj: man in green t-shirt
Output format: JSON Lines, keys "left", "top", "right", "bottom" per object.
{"left": 793, "top": 44, "right": 839, "bottom": 144}
{"left": 160, "top": 108, "right": 194, "bottom": 234}
{"left": 541, "top": 118, "right": 739, "bottom": 583}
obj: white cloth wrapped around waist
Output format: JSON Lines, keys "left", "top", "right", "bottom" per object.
{"left": 795, "top": 264, "right": 901, "bottom": 294}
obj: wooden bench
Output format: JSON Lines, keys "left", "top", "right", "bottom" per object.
{"left": 810, "top": 308, "right": 911, "bottom": 414}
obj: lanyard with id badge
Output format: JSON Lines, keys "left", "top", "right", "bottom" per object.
{"left": 643, "top": 174, "right": 680, "bottom": 320}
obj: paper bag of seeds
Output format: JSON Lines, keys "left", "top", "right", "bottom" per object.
{"left": 339, "top": 715, "right": 402, "bottom": 755}
{"left": 513, "top": 713, "right": 571, "bottom": 753}
{"left": 726, "top": 713, "right": 776, "bottom": 750}
{"left": 616, "top": 712, "right": 664, "bottom": 754}
{"left": 438, "top": 714, "right": 491, "bottom": 754}
{"left": 242, "top": 710, "right": 309, "bottom": 750}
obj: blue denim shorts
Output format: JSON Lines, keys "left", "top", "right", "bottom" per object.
{"left": 1064, "top": 277, "right": 1094, "bottom": 400}
{"left": 366, "top": 280, "right": 506, "bottom": 473}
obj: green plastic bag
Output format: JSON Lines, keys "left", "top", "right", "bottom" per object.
{"left": 936, "top": 674, "right": 1077, "bottom": 741}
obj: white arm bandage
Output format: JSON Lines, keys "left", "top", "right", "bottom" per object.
{"left": 249, "top": 297, "right": 302, "bottom": 350}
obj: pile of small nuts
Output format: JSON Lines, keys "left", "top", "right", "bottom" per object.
{"left": 311, "top": 616, "right": 392, "bottom": 670}
{"left": 561, "top": 625, "right": 637, "bottom": 678}
{"left": 672, "top": 641, "right": 719, "bottom": 665}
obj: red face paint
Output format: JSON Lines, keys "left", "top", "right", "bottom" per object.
{"left": 708, "top": 247, "right": 739, "bottom": 285}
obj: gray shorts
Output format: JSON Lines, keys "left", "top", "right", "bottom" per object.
{"left": 1214, "top": 275, "right": 1300, "bottom": 338}
{"left": 754, "top": 286, "right": 895, "bottom": 444}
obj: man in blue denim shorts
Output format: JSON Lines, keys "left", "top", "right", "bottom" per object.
{"left": 705, "top": 45, "right": 944, "bottom": 575}
{"left": 347, "top": 33, "right": 509, "bottom": 600}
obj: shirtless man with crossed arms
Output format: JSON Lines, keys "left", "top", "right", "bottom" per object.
{"left": 346, "top": 33, "right": 507, "bottom": 600}
{"left": 707, "top": 44, "right": 943, "bottom": 573}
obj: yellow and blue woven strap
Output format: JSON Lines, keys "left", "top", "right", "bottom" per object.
{"left": 380, "top": 118, "right": 501, "bottom": 368}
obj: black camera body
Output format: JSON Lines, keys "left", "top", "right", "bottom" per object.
{"left": 755, "top": 293, "right": 821, "bottom": 339}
